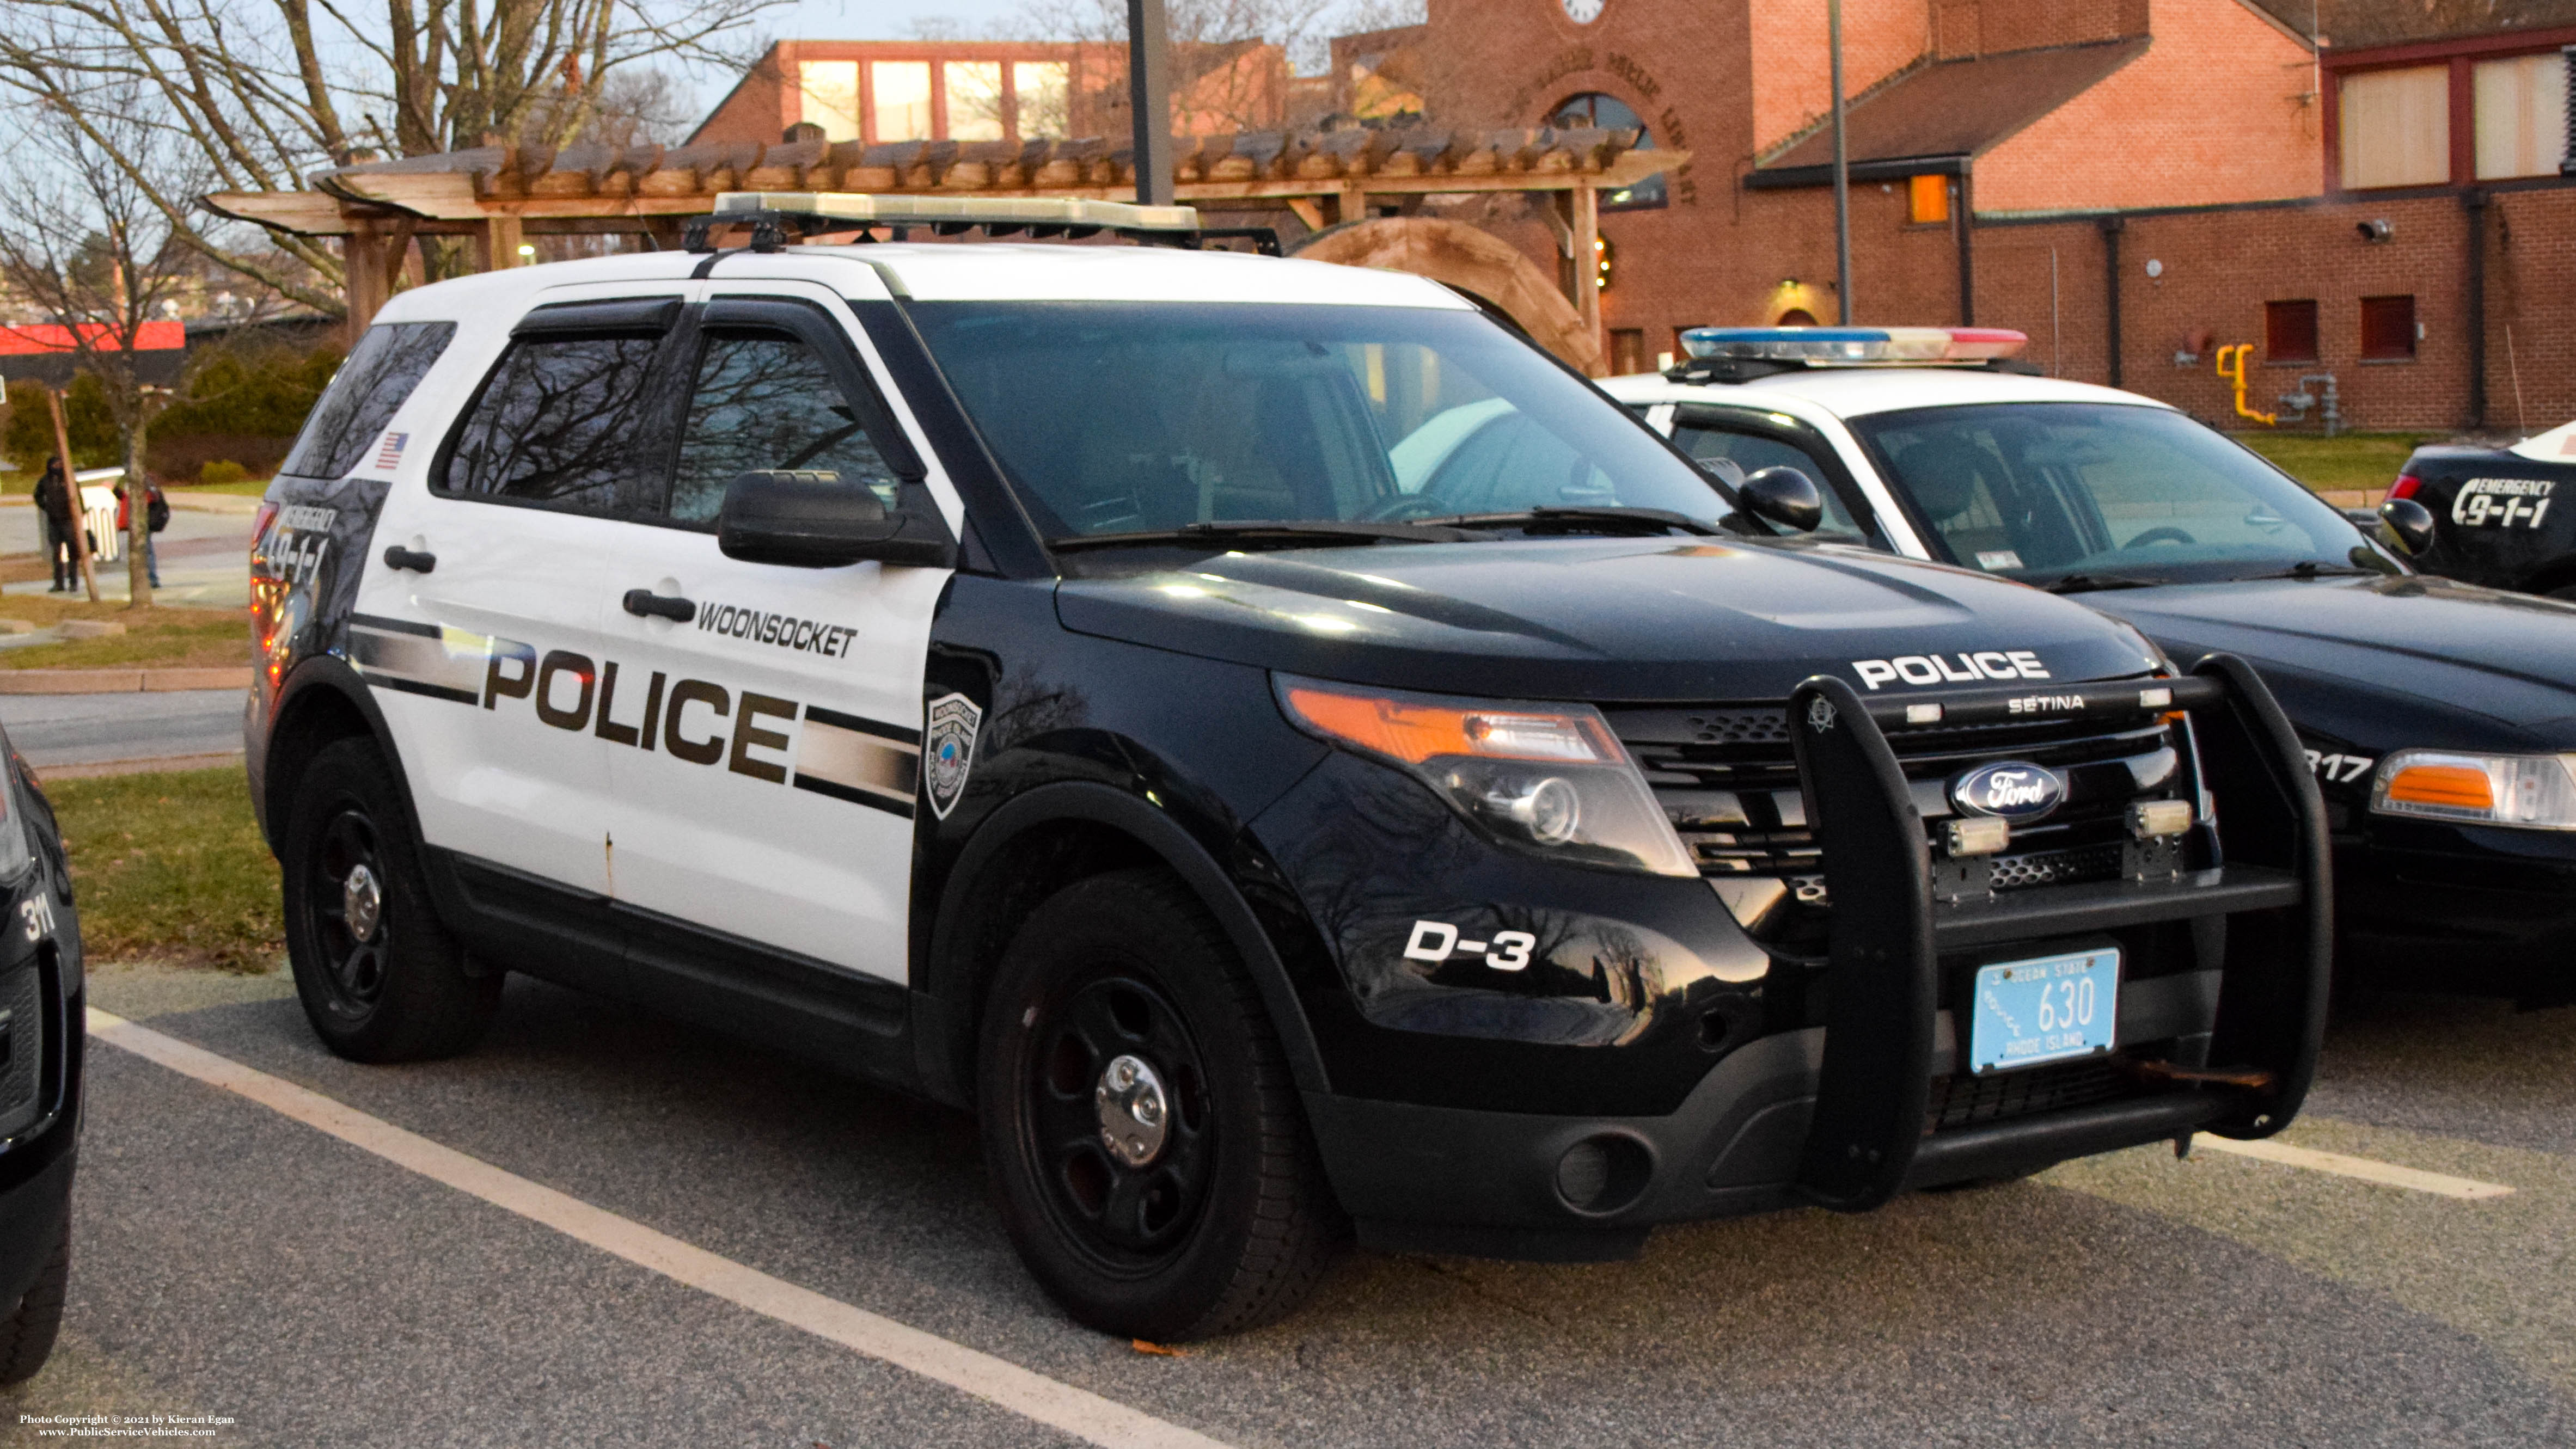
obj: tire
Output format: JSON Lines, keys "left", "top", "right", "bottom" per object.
{"left": 282, "top": 737, "right": 499, "bottom": 1062}
{"left": 977, "top": 869, "right": 1340, "bottom": 1340}
{"left": 0, "top": 1223, "right": 68, "bottom": 1385}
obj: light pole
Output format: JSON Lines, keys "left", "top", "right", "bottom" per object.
{"left": 1830, "top": 0, "right": 1852, "bottom": 324}
{"left": 1127, "top": 0, "right": 1174, "bottom": 207}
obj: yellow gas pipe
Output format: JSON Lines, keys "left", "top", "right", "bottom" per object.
{"left": 2214, "top": 343, "right": 2275, "bottom": 426}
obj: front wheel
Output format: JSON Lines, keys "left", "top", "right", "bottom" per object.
{"left": 977, "top": 869, "right": 1340, "bottom": 1340}
{"left": 282, "top": 737, "right": 499, "bottom": 1062}
{"left": 0, "top": 1222, "right": 68, "bottom": 1385}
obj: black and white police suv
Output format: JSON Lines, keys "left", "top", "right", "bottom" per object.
{"left": 1609, "top": 327, "right": 2576, "bottom": 1000}
{"left": 246, "top": 197, "right": 2327, "bottom": 1340}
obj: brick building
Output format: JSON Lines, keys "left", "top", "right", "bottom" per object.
{"left": 1378, "top": 0, "right": 2576, "bottom": 431}
{"left": 689, "top": 39, "right": 1318, "bottom": 149}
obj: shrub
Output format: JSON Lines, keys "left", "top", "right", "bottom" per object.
{"left": 198, "top": 459, "right": 250, "bottom": 486}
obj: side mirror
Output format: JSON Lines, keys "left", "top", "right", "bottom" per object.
{"left": 2376, "top": 496, "right": 2436, "bottom": 557}
{"left": 1739, "top": 465, "right": 1825, "bottom": 533}
{"left": 717, "top": 470, "right": 955, "bottom": 569}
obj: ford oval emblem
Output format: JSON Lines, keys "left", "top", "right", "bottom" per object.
{"left": 1950, "top": 761, "right": 2066, "bottom": 821}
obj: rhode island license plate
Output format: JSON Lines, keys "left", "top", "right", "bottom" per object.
{"left": 1968, "top": 948, "right": 2119, "bottom": 1074}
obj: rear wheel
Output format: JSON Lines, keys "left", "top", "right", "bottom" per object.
{"left": 977, "top": 869, "right": 1339, "bottom": 1340}
{"left": 282, "top": 738, "right": 498, "bottom": 1061}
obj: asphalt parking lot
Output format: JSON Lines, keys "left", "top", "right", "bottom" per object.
{"left": 4, "top": 965, "right": 2568, "bottom": 1448}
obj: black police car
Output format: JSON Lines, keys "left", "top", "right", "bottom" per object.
{"left": 1613, "top": 334, "right": 2576, "bottom": 1002}
{"left": 0, "top": 726, "right": 83, "bottom": 1383}
{"left": 244, "top": 195, "right": 2326, "bottom": 1339}
{"left": 2383, "top": 421, "right": 2576, "bottom": 598}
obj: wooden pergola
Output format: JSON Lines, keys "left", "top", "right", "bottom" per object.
{"left": 203, "top": 127, "right": 1679, "bottom": 353}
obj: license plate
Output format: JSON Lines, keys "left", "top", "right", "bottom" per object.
{"left": 1968, "top": 948, "right": 2119, "bottom": 1074}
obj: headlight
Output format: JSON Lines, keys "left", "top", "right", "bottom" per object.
{"left": 2370, "top": 750, "right": 2576, "bottom": 829}
{"left": 1276, "top": 674, "right": 1697, "bottom": 876}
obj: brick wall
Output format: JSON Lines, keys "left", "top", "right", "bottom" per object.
{"left": 1749, "top": 1, "right": 1929, "bottom": 155}
{"left": 1972, "top": 185, "right": 2576, "bottom": 433}
{"left": 1976, "top": 0, "right": 2318, "bottom": 213}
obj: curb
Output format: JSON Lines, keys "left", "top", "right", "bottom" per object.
{"left": 35, "top": 750, "right": 246, "bottom": 780}
{"left": 0, "top": 667, "right": 252, "bottom": 695}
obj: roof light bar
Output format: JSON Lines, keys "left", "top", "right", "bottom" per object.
{"left": 710, "top": 191, "right": 1201, "bottom": 233}
{"left": 1678, "top": 326, "right": 2028, "bottom": 364}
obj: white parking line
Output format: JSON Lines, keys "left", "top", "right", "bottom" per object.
{"left": 2194, "top": 1134, "right": 2516, "bottom": 1201}
{"left": 87, "top": 1009, "right": 1234, "bottom": 1449}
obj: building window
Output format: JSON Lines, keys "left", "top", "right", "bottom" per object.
{"left": 2360, "top": 296, "right": 2417, "bottom": 360}
{"left": 1907, "top": 174, "right": 1950, "bottom": 225}
{"left": 872, "top": 61, "right": 933, "bottom": 142}
{"left": 2475, "top": 53, "right": 2569, "bottom": 179}
{"left": 1611, "top": 329, "right": 1647, "bottom": 376}
{"left": 2265, "top": 299, "right": 2318, "bottom": 363}
{"left": 2339, "top": 66, "right": 2450, "bottom": 188}
{"left": 1548, "top": 93, "right": 1666, "bottom": 211}
{"left": 1014, "top": 62, "right": 1070, "bottom": 138}
{"left": 945, "top": 62, "right": 1006, "bottom": 142}
{"left": 798, "top": 61, "right": 862, "bottom": 143}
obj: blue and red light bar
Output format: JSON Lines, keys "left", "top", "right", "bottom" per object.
{"left": 1679, "top": 326, "right": 2028, "bottom": 364}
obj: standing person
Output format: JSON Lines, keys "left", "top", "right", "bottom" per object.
{"left": 31, "top": 459, "right": 73, "bottom": 593}
{"left": 112, "top": 474, "right": 164, "bottom": 590}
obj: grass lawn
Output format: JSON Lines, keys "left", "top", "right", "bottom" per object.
{"left": 2231, "top": 431, "right": 2432, "bottom": 494}
{"left": 0, "top": 597, "right": 247, "bottom": 670}
{"left": 0, "top": 470, "right": 270, "bottom": 498}
{"left": 45, "top": 765, "right": 279, "bottom": 971}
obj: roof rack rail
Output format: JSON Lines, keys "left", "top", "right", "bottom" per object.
{"left": 684, "top": 192, "right": 1280, "bottom": 256}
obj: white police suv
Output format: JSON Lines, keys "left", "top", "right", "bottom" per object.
{"left": 248, "top": 208, "right": 2329, "bottom": 1339}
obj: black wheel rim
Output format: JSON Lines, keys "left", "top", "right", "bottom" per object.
{"left": 1019, "top": 969, "right": 1215, "bottom": 1272}
{"left": 307, "top": 806, "right": 388, "bottom": 1017}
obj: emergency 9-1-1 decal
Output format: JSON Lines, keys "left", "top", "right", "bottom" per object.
{"left": 348, "top": 611, "right": 925, "bottom": 818}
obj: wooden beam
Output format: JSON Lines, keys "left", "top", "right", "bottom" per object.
{"left": 1569, "top": 182, "right": 1601, "bottom": 376}
{"left": 474, "top": 212, "right": 525, "bottom": 272}
{"left": 343, "top": 222, "right": 389, "bottom": 346}
{"left": 1284, "top": 198, "right": 1327, "bottom": 232}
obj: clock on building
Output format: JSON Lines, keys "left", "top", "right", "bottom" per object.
{"left": 1562, "top": 0, "right": 1605, "bottom": 22}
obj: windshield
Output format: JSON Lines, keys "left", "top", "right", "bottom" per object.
{"left": 906, "top": 302, "right": 1731, "bottom": 541}
{"left": 1849, "top": 402, "right": 2396, "bottom": 586}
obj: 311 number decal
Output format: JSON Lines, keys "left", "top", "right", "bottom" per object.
{"left": 19, "top": 893, "right": 54, "bottom": 941}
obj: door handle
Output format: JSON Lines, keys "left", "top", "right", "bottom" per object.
{"left": 382, "top": 546, "right": 437, "bottom": 574}
{"left": 623, "top": 588, "right": 696, "bottom": 623}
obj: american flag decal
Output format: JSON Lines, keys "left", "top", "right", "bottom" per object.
{"left": 375, "top": 432, "right": 408, "bottom": 469}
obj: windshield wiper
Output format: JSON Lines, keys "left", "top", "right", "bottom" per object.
{"left": 1046, "top": 520, "right": 1497, "bottom": 554}
{"left": 2232, "top": 560, "right": 2383, "bottom": 581}
{"left": 2039, "top": 573, "right": 2164, "bottom": 594}
{"left": 1422, "top": 506, "right": 1723, "bottom": 538}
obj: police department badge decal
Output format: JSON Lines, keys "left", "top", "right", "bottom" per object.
{"left": 923, "top": 693, "right": 982, "bottom": 819}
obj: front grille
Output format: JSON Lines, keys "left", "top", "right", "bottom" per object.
{"left": 1925, "top": 1054, "right": 2133, "bottom": 1132}
{"left": 1609, "top": 701, "right": 2190, "bottom": 949}
{"left": 1988, "top": 842, "right": 2126, "bottom": 891}
{"left": 0, "top": 960, "right": 44, "bottom": 1141}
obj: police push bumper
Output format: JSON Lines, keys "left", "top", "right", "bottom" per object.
{"left": 1296, "top": 658, "right": 2323, "bottom": 1256}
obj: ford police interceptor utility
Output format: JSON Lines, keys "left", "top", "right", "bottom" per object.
{"left": 0, "top": 721, "right": 86, "bottom": 1385}
{"left": 1609, "top": 327, "right": 2576, "bottom": 1002}
{"left": 246, "top": 198, "right": 2327, "bottom": 1339}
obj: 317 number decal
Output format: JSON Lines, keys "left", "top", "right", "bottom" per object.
{"left": 2304, "top": 749, "right": 2374, "bottom": 784}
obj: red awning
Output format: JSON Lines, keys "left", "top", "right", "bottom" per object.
{"left": 0, "top": 321, "right": 186, "bottom": 355}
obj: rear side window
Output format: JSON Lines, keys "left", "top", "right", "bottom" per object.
{"left": 277, "top": 322, "right": 456, "bottom": 480}
{"left": 667, "top": 333, "right": 905, "bottom": 523}
{"left": 439, "top": 335, "right": 664, "bottom": 512}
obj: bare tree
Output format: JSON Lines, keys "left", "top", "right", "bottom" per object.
{"left": 0, "top": 89, "right": 205, "bottom": 607}
{"left": 0, "top": 0, "right": 786, "bottom": 316}
{"left": 994, "top": 0, "right": 1378, "bottom": 132}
